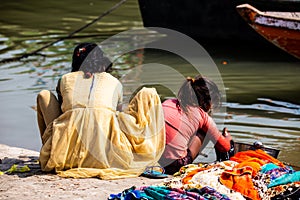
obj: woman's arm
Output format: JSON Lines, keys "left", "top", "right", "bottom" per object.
{"left": 214, "top": 127, "right": 232, "bottom": 152}
{"left": 199, "top": 110, "right": 232, "bottom": 152}
{"left": 116, "top": 81, "right": 123, "bottom": 111}
{"left": 56, "top": 78, "right": 63, "bottom": 105}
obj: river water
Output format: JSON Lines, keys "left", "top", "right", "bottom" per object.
{"left": 0, "top": 0, "right": 299, "bottom": 167}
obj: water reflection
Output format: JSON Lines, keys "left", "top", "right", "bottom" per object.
{"left": 1, "top": 40, "right": 300, "bottom": 165}
{"left": 0, "top": 0, "right": 299, "bottom": 167}
{"left": 226, "top": 99, "right": 300, "bottom": 116}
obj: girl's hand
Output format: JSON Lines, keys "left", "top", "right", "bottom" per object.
{"left": 222, "top": 127, "right": 232, "bottom": 141}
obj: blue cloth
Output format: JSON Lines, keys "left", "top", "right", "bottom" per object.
{"left": 260, "top": 163, "right": 279, "bottom": 173}
{"left": 108, "top": 185, "right": 231, "bottom": 200}
{"left": 268, "top": 171, "right": 300, "bottom": 188}
{"left": 108, "top": 186, "right": 154, "bottom": 200}
{"left": 188, "top": 186, "right": 230, "bottom": 200}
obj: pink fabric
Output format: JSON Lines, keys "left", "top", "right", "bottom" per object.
{"left": 162, "top": 99, "right": 229, "bottom": 160}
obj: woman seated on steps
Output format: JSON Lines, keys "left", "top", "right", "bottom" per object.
{"left": 36, "top": 42, "right": 165, "bottom": 179}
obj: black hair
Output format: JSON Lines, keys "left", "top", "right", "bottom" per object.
{"left": 71, "top": 42, "right": 112, "bottom": 78}
{"left": 176, "top": 75, "right": 221, "bottom": 114}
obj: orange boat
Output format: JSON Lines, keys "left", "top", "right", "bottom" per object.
{"left": 236, "top": 4, "right": 300, "bottom": 59}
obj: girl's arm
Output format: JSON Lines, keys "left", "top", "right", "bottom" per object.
{"left": 199, "top": 111, "right": 232, "bottom": 152}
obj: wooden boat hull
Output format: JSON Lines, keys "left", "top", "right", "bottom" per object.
{"left": 236, "top": 4, "right": 300, "bottom": 59}
{"left": 137, "top": 0, "right": 300, "bottom": 42}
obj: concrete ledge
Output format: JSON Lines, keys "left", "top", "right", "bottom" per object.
{"left": 0, "top": 144, "right": 164, "bottom": 200}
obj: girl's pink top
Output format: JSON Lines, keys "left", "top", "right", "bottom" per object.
{"left": 162, "top": 98, "right": 230, "bottom": 160}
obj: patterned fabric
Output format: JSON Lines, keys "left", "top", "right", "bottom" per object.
{"left": 144, "top": 186, "right": 206, "bottom": 200}
{"left": 265, "top": 166, "right": 295, "bottom": 181}
{"left": 219, "top": 149, "right": 289, "bottom": 200}
{"left": 109, "top": 185, "right": 231, "bottom": 200}
{"left": 268, "top": 171, "right": 300, "bottom": 188}
{"left": 189, "top": 165, "right": 246, "bottom": 199}
{"left": 260, "top": 163, "right": 280, "bottom": 174}
{"left": 161, "top": 161, "right": 245, "bottom": 200}
{"left": 188, "top": 186, "right": 230, "bottom": 200}
{"left": 252, "top": 172, "right": 271, "bottom": 200}
{"left": 108, "top": 151, "right": 300, "bottom": 200}
{"left": 269, "top": 181, "right": 300, "bottom": 199}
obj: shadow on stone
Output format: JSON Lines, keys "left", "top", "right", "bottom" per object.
{"left": 0, "top": 155, "right": 43, "bottom": 178}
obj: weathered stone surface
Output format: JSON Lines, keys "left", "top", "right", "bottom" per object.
{"left": 0, "top": 144, "right": 165, "bottom": 200}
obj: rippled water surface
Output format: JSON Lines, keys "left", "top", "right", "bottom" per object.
{"left": 0, "top": 0, "right": 299, "bottom": 167}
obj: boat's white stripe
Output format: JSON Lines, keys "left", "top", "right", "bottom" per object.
{"left": 255, "top": 15, "right": 300, "bottom": 30}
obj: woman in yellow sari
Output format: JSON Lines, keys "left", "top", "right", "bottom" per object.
{"left": 36, "top": 43, "right": 165, "bottom": 179}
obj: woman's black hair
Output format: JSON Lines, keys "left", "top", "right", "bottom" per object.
{"left": 176, "top": 75, "right": 221, "bottom": 114}
{"left": 71, "top": 42, "right": 112, "bottom": 78}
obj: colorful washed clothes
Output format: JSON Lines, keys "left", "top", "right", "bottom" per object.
{"left": 221, "top": 165, "right": 261, "bottom": 200}
{"left": 267, "top": 181, "right": 300, "bottom": 199}
{"left": 252, "top": 172, "right": 271, "bottom": 200}
{"left": 264, "top": 165, "right": 295, "bottom": 180}
{"left": 219, "top": 149, "right": 296, "bottom": 200}
{"left": 230, "top": 149, "right": 285, "bottom": 168}
{"left": 260, "top": 163, "right": 300, "bottom": 188}
{"left": 39, "top": 71, "right": 165, "bottom": 179}
{"left": 260, "top": 163, "right": 280, "bottom": 173}
{"left": 254, "top": 173, "right": 300, "bottom": 199}
{"left": 268, "top": 171, "right": 300, "bottom": 188}
{"left": 181, "top": 161, "right": 235, "bottom": 185}
{"left": 108, "top": 158, "right": 300, "bottom": 200}
{"left": 160, "top": 98, "right": 230, "bottom": 162}
{"left": 188, "top": 164, "right": 246, "bottom": 200}
{"left": 108, "top": 185, "right": 230, "bottom": 200}
{"left": 161, "top": 161, "right": 246, "bottom": 200}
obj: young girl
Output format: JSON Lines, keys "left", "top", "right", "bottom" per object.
{"left": 159, "top": 75, "right": 232, "bottom": 174}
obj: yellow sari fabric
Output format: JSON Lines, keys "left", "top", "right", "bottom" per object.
{"left": 39, "top": 72, "right": 165, "bottom": 179}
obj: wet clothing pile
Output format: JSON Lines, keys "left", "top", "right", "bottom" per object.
{"left": 109, "top": 149, "right": 300, "bottom": 199}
